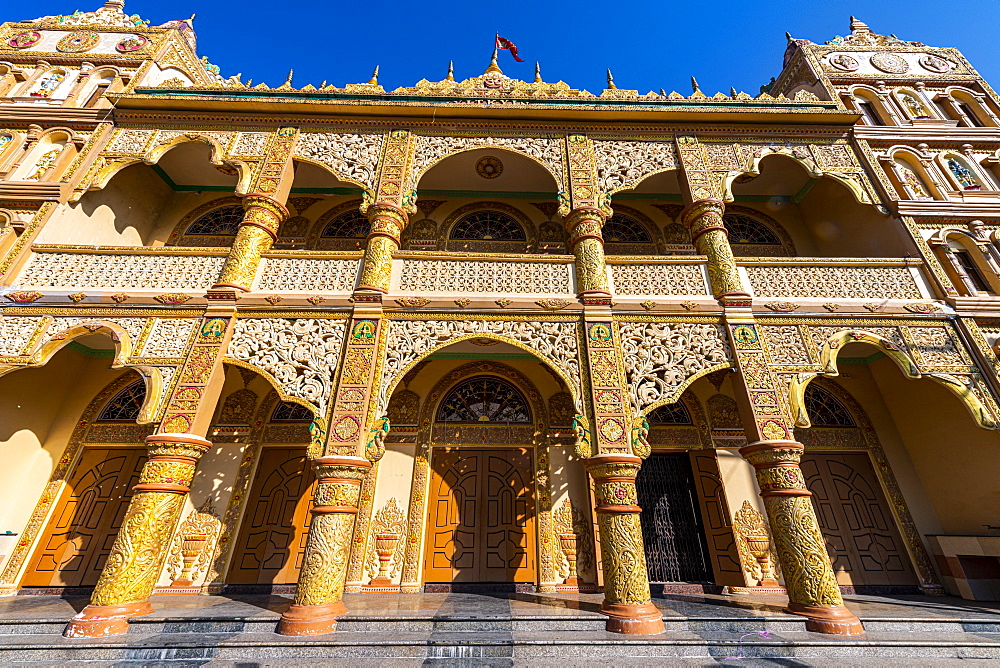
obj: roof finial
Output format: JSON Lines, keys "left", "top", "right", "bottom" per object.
{"left": 367, "top": 65, "right": 379, "bottom": 85}
{"left": 606, "top": 69, "right": 617, "bottom": 90}
{"left": 691, "top": 76, "right": 702, "bottom": 94}
{"left": 103, "top": 0, "right": 126, "bottom": 9}
{"left": 785, "top": 31, "right": 793, "bottom": 42}
{"left": 730, "top": 86, "right": 738, "bottom": 97}
{"left": 850, "top": 16, "right": 871, "bottom": 34}
{"left": 534, "top": 62, "right": 542, "bottom": 83}
{"left": 283, "top": 69, "right": 294, "bottom": 87}
{"left": 446, "top": 60, "right": 455, "bottom": 82}
{"left": 659, "top": 88, "right": 666, "bottom": 97}
{"left": 485, "top": 48, "right": 503, "bottom": 75}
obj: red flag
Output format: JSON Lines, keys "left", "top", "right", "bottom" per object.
{"left": 495, "top": 34, "right": 525, "bottom": 62}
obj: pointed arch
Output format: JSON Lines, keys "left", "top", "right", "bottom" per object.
{"left": 411, "top": 144, "right": 562, "bottom": 193}
{"left": 724, "top": 150, "right": 873, "bottom": 206}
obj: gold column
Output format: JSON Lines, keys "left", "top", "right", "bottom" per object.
{"left": 584, "top": 454, "right": 664, "bottom": 635}
{"left": 213, "top": 194, "right": 289, "bottom": 291}
{"left": 356, "top": 203, "right": 407, "bottom": 294}
{"left": 277, "top": 456, "right": 372, "bottom": 636}
{"left": 63, "top": 433, "right": 211, "bottom": 638}
{"left": 680, "top": 199, "right": 748, "bottom": 301}
{"left": 740, "top": 440, "right": 864, "bottom": 635}
{"left": 563, "top": 206, "right": 610, "bottom": 296}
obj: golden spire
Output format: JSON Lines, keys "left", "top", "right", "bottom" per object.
{"left": 606, "top": 69, "right": 617, "bottom": 90}
{"left": 534, "top": 62, "right": 542, "bottom": 83}
{"left": 103, "top": 0, "right": 126, "bottom": 8}
{"left": 283, "top": 69, "right": 294, "bottom": 86}
{"left": 446, "top": 60, "right": 455, "bottom": 82}
{"left": 484, "top": 48, "right": 502, "bottom": 75}
{"left": 691, "top": 76, "right": 701, "bottom": 94}
{"left": 367, "top": 65, "right": 379, "bottom": 85}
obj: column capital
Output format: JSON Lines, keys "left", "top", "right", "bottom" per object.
{"left": 366, "top": 202, "right": 408, "bottom": 243}
{"left": 144, "top": 433, "right": 212, "bottom": 460}
{"left": 240, "top": 194, "right": 289, "bottom": 240}
{"left": 680, "top": 198, "right": 728, "bottom": 242}
{"left": 563, "top": 206, "right": 607, "bottom": 246}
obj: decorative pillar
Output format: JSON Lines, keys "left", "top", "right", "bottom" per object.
{"left": 213, "top": 194, "right": 289, "bottom": 291}
{"left": 356, "top": 203, "right": 407, "bottom": 293}
{"left": 277, "top": 456, "right": 372, "bottom": 636}
{"left": 739, "top": 441, "right": 863, "bottom": 635}
{"left": 584, "top": 454, "right": 663, "bottom": 635}
{"left": 563, "top": 206, "right": 610, "bottom": 296}
{"left": 63, "top": 433, "right": 211, "bottom": 638}
{"left": 680, "top": 199, "right": 748, "bottom": 302}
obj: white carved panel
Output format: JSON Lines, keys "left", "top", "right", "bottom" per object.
{"left": 16, "top": 252, "right": 225, "bottom": 291}
{"left": 398, "top": 259, "right": 572, "bottom": 294}
{"left": 380, "top": 319, "right": 582, "bottom": 413}
{"left": 0, "top": 316, "right": 44, "bottom": 356}
{"left": 47, "top": 317, "right": 147, "bottom": 351}
{"left": 745, "top": 265, "right": 922, "bottom": 299}
{"left": 229, "top": 132, "right": 270, "bottom": 157}
{"left": 256, "top": 258, "right": 359, "bottom": 292}
{"left": 228, "top": 318, "right": 347, "bottom": 413}
{"left": 294, "top": 132, "right": 384, "bottom": 190}
{"left": 140, "top": 318, "right": 198, "bottom": 358}
{"left": 610, "top": 263, "right": 707, "bottom": 296}
{"left": 618, "top": 321, "right": 732, "bottom": 411}
{"left": 592, "top": 139, "right": 679, "bottom": 195}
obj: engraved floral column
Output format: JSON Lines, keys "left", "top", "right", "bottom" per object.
{"left": 564, "top": 206, "right": 611, "bottom": 296}
{"left": 213, "top": 194, "right": 289, "bottom": 291}
{"left": 214, "top": 126, "right": 297, "bottom": 291}
{"left": 63, "top": 433, "right": 211, "bottom": 638}
{"left": 356, "top": 203, "right": 407, "bottom": 293}
{"left": 680, "top": 199, "right": 747, "bottom": 302}
{"left": 740, "top": 440, "right": 863, "bottom": 635}
{"left": 277, "top": 456, "right": 372, "bottom": 636}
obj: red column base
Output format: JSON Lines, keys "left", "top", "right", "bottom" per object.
{"left": 787, "top": 601, "right": 865, "bottom": 636}
{"left": 562, "top": 576, "right": 581, "bottom": 587}
{"left": 276, "top": 601, "right": 348, "bottom": 636}
{"left": 367, "top": 577, "right": 393, "bottom": 587}
{"left": 63, "top": 600, "right": 154, "bottom": 638}
{"left": 600, "top": 601, "right": 665, "bottom": 635}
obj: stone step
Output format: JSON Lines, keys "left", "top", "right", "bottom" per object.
{"left": 0, "top": 630, "right": 998, "bottom": 663}
{"left": 0, "top": 613, "right": 998, "bottom": 636}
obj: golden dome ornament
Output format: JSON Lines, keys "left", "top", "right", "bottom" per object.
{"left": 476, "top": 155, "right": 503, "bottom": 179}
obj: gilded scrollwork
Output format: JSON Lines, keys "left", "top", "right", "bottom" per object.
{"left": 294, "top": 131, "right": 385, "bottom": 190}
{"left": 592, "top": 139, "right": 679, "bottom": 195}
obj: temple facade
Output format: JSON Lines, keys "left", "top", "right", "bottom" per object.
{"left": 0, "top": 2, "right": 998, "bottom": 639}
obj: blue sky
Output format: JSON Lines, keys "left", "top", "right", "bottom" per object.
{"left": 8, "top": 1, "right": 1000, "bottom": 95}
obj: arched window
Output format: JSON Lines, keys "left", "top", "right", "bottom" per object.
{"left": 271, "top": 401, "right": 313, "bottom": 422}
{"left": 648, "top": 401, "right": 692, "bottom": 425}
{"left": 722, "top": 213, "right": 782, "bottom": 245}
{"left": 185, "top": 205, "right": 244, "bottom": 235}
{"left": 893, "top": 158, "right": 934, "bottom": 201}
{"left": 97, "top": 379, "right": 146, "bottom": 422}
{"left": 603, "top": 213, "right": 652, "bottom": 244}
{"left": 450, "top": 210, "right": 526, "bottom": 241}
{"left": 944, "top": 156, "right": 983, "bottom": 191}
{"left": 804, "top": 385, "right": 856, "bottom": 427}
{"left": 30, "top": 70, "right": 66, "bottom": 98}
{"left": 854, "top": 93, "right": 886, "bottom": 126}
{"left": 320, "top": 209, "right": 370, "bottom": 239}
{"left": 437, "top": 376, "right": 531, "bottom": 423}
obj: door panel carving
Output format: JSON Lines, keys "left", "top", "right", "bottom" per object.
{"left": 636, "top": 452, "right": 714, "bottom": 583}
{"left": 801, "top": 452, "right": 917, "bottom": 587}
{"left": 689, "top": 450, "right": 746, "bottom": 586}
{"left": 424, "top": 448, "right": 535, "bottom": 583}
{"left": 228, "top": 447, "right": 315, "bottom": 585}
{"left": 23, "top": 447, "right": 145, "bottom": 587}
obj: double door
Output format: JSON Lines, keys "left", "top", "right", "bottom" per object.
{"left": 424, "top": 448, "right": 536, "bottom": 583}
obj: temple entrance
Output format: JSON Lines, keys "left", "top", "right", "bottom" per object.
{"left": 228, "top": 446, "right": 315, "bottom": 585}
{"left": 636, "top": 452, "right": 714, "bottom": 583}
{"left": 22, "top": 446, "right": 145, "bottom": 587}
{"left": 424, "top": 447, "right": 536, "bottom": 583}
{"left": 802, "top": 451, "right": 917, "bottom": 587}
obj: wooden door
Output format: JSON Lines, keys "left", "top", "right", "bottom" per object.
{"left": 228, "top": 447, "right": 315, "bottom": 584}
{"left": 802, "top": 452, "right": 917, "bottom": 587}
{"left": 424, "top": 448, "right": 535, "bottom": 583}
{"left": 23, "top": 447, "right": 145, "bottom": 587}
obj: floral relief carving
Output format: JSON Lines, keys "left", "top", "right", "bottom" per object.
{"left": 106, "top": 129, "right": 153, "bottom": 155}
{"left": 592, "top": 139, "right": 679, "bottom": 195}
{"left": 0, "top": 316, "right": 45, "bottom": 356}
{"left": 229, "top": 132, "right": 270, "bottom": 157}
{"left": 907, "top": 326, "right": 968, "bottom": 367}
{"left": 408, "top": 134, "right": 565, "bottom": 190}
{"left": 228, "top": 318, "right": 348, "bottom": 413}
{"left": 17, "top": 252, "right": 226, "bottom": 291}
{"left": 363, "top": 497, "right": 407, "bottom": 582}
{"left": 610, "top": 264, "right": 707, "bottom": 296}
{"left": 294, "top": 132, "right": 385, "bottom": 190}
{"left": 47, "top": 317, "right": 147, "bottom": 351}
{"left": 379, "top": 319, "right": 581, "bottom": 414}
{"left": 256, "top": 258, "right": 360, "bottom": 292}
{"left": 745, "top": 265, "right": 922, "bottom": 299}
{"left": 760, "top": 326, "right": 811, "bottom": 366}
{"left": 618, "top": 322, "right": 731, "bottom": 411}
{"left": 139, "top": 318, "right": 198, "bottom": 357}
{"left": 398, "top": 259, "right": 572, "bottom": 294}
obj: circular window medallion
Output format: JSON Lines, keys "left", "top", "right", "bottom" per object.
{"left": 57, "top": 31, "right": 100, "bottom": 53}
{"left": 919, "top": 54, "right": 952, "bottom": 73}
{"left": 870, "top": 52, "right": 909, "bottom": 74}
{"left": 476, "top": 155, "right": 503, "bottom": 179}
{"left": 828, "top": 53, "right": 859, "bottom": 72}
{"left": 7, "top": 31, "right": 41, "bottom": 49}
{"left": 115, "top": 34, "right": 148, "bottom": 53}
